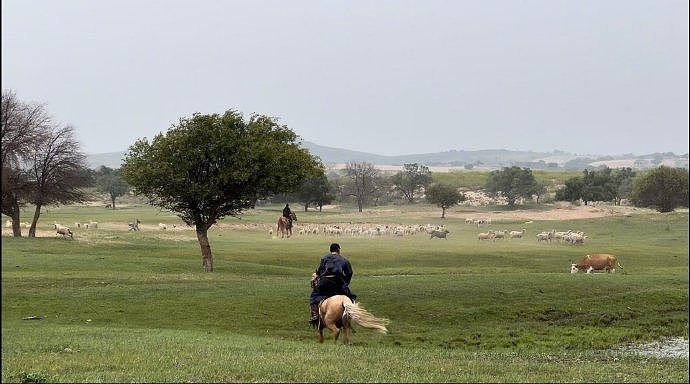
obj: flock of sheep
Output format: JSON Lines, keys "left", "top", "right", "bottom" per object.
{"left": 7, "top": 216, "right": 588, "bottom": 246}
{"left": 270, "top": 223, "right": 449, "bottom": 238}
{"left": 536, "top": 229, "right": 588, "bottom": 245}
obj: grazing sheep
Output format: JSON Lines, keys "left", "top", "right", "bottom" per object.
{"left": 21, "top": 222, "right": 31, "bottom": 229}
{"left": 536, "top": 232, "right": 550, "bottom": 242}
{"left": 268, "top": 228, "right": 273, "bottom": 237}
{"left": 75, "top": 222, "right": 81, "bottom": 228}
{"left": 478, "top": 231, "right": 495, "bottom": 241}
{"left": 53, "top": 223, "right": 73, "bottom": 238}
{"left": 429, "top": 229, "right": 450, "bottom": 239}
{"left": 509, "top": 229, "right": 526, "bottom": 239}
{"left": 159, "top": 223, "right": 167, "bottom": 230}
{"left": 89, "top": 221, "right": 98, "bottom": 229}
{"left": 493, "top": 230, "right": 507, "bottom": 240}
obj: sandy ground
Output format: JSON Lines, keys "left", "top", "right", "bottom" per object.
{"left": 448, "top": 203, "right": 648, "bottom": 221}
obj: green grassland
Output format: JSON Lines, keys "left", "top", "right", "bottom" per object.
{"left": 1, "top": 205, "right": 688, "bottom": 382}
{"left": 432, "top": 170, "right": 582, "bottom": 189}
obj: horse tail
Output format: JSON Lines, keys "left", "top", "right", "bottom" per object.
{"left": 342, "top": 301, "right": 389, "bottom": 334}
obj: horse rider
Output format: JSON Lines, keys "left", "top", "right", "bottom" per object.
{"left": 309, "top": 243, "right": 357, "bottom": 325}
{"left": 282, "top": 203, "right": 295, "bottom": 229}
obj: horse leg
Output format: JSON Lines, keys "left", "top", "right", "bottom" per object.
{"left": 317, "top": 325, "right": 324, "bottom": 343}
{"left": 342, "top": 318, "right": 351, "bottom": 345}
{"left": 325, "top": 321, "right": 340, "bottom": 343}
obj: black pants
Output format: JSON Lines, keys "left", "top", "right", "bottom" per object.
{"left": 310, "top": 276, "right": 356, "bottom": 305}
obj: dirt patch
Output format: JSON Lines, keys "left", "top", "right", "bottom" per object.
{"left": 449, "top": 204, "right": 650, "bottom": 222}
{"left": 619, "top": 337, "right": 689, "bottom": 359}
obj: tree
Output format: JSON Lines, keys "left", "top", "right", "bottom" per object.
{"left": 95, "top": 166, "right": 130, "bottom": 209}
{"left": 122, "top": 110, "right": 320, "bottom": 272}
{"left": 532, "top": 181, "right": 548, "bottom": 204}
{"left": 629, "top": 166, "right": 688, "bottom": 212}
{"left": 426, "top": 183, "right": 466, "bottom": 218}
{"left": 611, "top": 168, "right": 636, "bottom": 205}
{"left": 555, "top": 167, "right": 635, "bottom": 205}
{"left": 555, "top": 177, "right": 584, "bottom": 203}
{"left": 344, "top": 162, "right": 379, "bottom": 212}
{"left": 26, "top": 124, "right": 91, "bottom": 237}
{"left": 485, "top": 166, "right": 538, "bottom": 207}
{"left": 297, "top": 172, "right": 333, "bottom": 212}
{"left": 1, "top": 90, "right": 50, "bottom": 237}
{"left": 390, "top": 163, "right": 432, "bottom": 203}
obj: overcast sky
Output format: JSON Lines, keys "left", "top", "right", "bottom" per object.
{"left": 2, "top": 0, "right": 688, "bottom": 156}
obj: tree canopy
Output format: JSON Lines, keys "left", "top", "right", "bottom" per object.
{"left": 390, "top": 163, "right": 432, "bottom": 203}
{"left": 629, "top": 166, "right": 688, "bottom": 212}
{"left": 485, "top": 166, "right": 538, "bottom": 207}
{"left": 555, "top": 167, "right": 636, "bottom": 205}
{"left": 425, "top": 183, "right": 465, "bottom": 218}
{"left": 297, "top": 172, "right": 334, "bottom": 212}
{"left": 95, "top": 166, "right": 130, "bottom": 209}
{"left": 122, "top": 110, "right": 321, "bottom": 271}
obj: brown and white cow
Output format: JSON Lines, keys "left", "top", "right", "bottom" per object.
{"left": 570, "top": 254, "right": 622, "bottom": 274}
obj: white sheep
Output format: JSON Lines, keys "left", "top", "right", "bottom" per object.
{"left": 53, "top": 223, "right": 73, "bottom": 238}
{"left": 159, "top": 223, "right": 167, "bottom": 230}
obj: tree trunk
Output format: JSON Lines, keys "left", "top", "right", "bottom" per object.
{"left": 357, "top": 197, "right": 363, "bottom": 212}
{"left": 11, "top": 205, "right": 21, "bottom": 237}
{"left": 111, "top": 195, "right": 116, "bottom": 210}
{"left": 304, "top": 203, "right": 309, "bottom": 212}
{"left": 28, "top": 202, "right": 42, "bottom": 238}
{"left": 441, "top": 207, "right": 446, "bottom": 219}
{"left": 196, "top": 226, "right": 213, "bottom": 272}
{"left": 319, "top": 204, "right": 323, "bottom": 212}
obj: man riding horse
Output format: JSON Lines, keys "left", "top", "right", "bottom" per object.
{"left": 282, "top": 203, "right": 296, "bottom": 230}
{"left": 309, "top": 243, "right": 357, "bottom": 325}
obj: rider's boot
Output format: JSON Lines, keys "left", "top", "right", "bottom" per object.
{"left": 309, "top": 303, "right": 319, "bottom": 325}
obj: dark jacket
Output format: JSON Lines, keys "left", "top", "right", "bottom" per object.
{"left": 282, "top": 205, "right": 292, "bottom": 218}
{"left": 310, "top": 253, "right": 356, "bottom": 305}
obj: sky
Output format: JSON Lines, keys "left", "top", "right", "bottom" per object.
{"left": 2, "top": 0, "right": 688, "bottom": 156}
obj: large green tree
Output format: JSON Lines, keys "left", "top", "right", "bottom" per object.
{"left": 391, "top": 163, "right": 432, "bottom": 203}
{"left": 485, "top": 166, "right": 538, "bottom": 207}
{"left": 297, "top": 172, "right": 334, "bottom": 212}
{"left": 122, "top": 110, "right": 321, "bottom": 271}
{"left": 630, "top": 166, "right": 688, "bottom": 212}
{"left": 425, "top": 183, "right": 466, "bottom": 218}
{"left": 95, "top": 166, "right": 130, "bottom": 209}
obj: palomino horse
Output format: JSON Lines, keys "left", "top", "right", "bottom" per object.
{"left": 316, "top": 295, "right": 389, "bottom": 344}
{"left": 276, "top": 212, "right": 297, "bottom": 238}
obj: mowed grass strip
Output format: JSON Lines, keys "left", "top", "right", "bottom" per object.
{"left": 1, "top": 207, "right": 688, "bottom": 382}
{"left": 2, "top": 324, "right": 688, "bottom": 383}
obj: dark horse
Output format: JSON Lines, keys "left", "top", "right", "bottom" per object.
{"left": 277, "top": 212, "right": 297, "bottom": 238}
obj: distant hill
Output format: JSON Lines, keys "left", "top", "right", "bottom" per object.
{"left": 85, "top": 141, "right": 688, "bottom": 171}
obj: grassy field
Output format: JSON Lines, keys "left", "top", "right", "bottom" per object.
{"left": 432, "top": 169, "right": 582, "bottom": 189}
{"left": 1, "top": 204, "right": 688, "bottom": 382}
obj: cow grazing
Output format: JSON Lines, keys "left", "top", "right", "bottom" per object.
{"left": 430, "top": 229, "right": 450, "bottom": 239}
{"left": 570, "top": 254, "right": 622, "bottom": 274}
